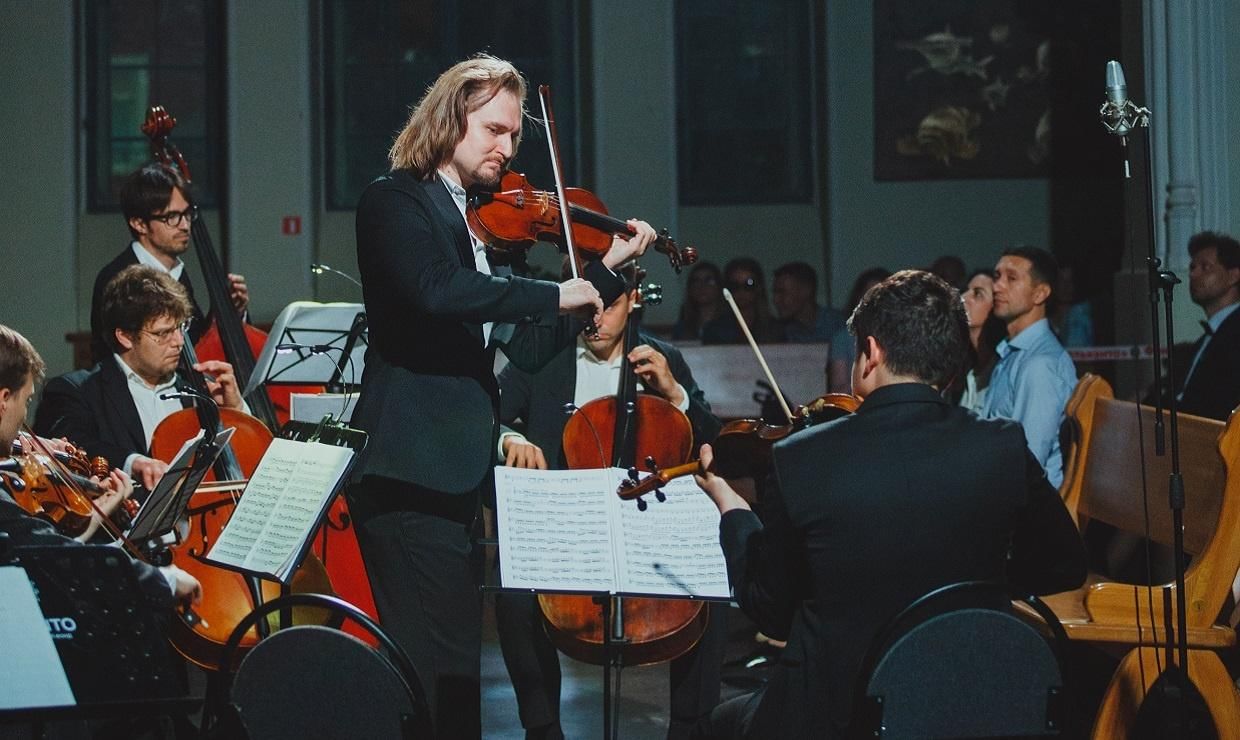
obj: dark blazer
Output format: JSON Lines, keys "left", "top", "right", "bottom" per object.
{"left": 350, "top": 169, "right": 625, "bottom": 494}
{"left": 1178, "top": 306, "right": 1240, "bottom": 421}
{"left": 1, "top": 494, "right": 175, "bottom": 607}
{"left": 89, "top": 245, "right": 206, "bottom": 366}
{"left": 33, "top": 359, "right": 190, "bottom": 466}
{"left": 497, "top": 331, "right": 723, "bottom": 468}
{"left": 720, "top": 382, "right": 1087, "bottom": 739}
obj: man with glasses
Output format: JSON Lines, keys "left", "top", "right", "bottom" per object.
{"left": 88, "top": 164, "right": 249, "bottom": 364}
{"left": 38, "top": 265, "right": 246, "bottom": 491}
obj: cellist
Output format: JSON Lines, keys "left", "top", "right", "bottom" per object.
{"left": 88, "top": 163, "right": 249, "bottom": 365}
{"left": 36, "top": 265, "right": 247, "bottom": 491}
{"left": 0, "top": 323, "right": 202, "bottom": 605}
{"left": 495, "top": 264, "right": 725, "bottom": 739}
{"left": 348, "top": 53, "right": 654, "bottom": 739}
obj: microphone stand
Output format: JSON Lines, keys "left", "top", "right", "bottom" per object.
{"left": 1101, "top": 60, "right": 1190, "bottom": 676}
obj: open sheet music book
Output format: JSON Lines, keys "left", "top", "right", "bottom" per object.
{"left": 204, "top": 438, "right": 354, "bottom": 583}
{"left": 494, "top": 467, "right": 730, "bottom": 600}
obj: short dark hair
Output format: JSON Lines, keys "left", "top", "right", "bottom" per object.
{"left": 1188, "top": 231, "right": 1240, "bottom": 270}
{"left": 848, "top": 270, "right": 969, "bottom": 388}
{"left": 1000, "top": 246, "right": 1058, "bottom": 290}
{"left": 119, "top": 164, "right": 191, "bottom": 239}
{"left": 0, "top": 325, "right": 45, "bottom": 392}
{"left": 773, "top": 262, "right": 817, "bottom": 293}
{"left": 101, "top": 265, "right": 193, "bottom": 352}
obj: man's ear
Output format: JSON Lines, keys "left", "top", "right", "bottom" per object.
{"left": 1032, "top": 279, "right": 1053, "bottom": 307}
{"left": 861, "top": 335, "right": 883, "bottom": 379}
{"left": 114, "top": 329, "right": 136, "bottom": 352}
{"left": 0, "top": 386, "right": 11, "bottom": 413}
{"left": 128, "top": 216, "right": 148, "bottom": 237}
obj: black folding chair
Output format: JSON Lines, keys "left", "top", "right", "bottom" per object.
{"left": 203, "top": 593, "right": 433, "bottom": 739}
{"left": 851, "top": 581, "right": 1067, "bottom": 739}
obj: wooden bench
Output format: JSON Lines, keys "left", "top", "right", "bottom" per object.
{"left": 1041, "top": 374, "right": 1240, "bottom": 737}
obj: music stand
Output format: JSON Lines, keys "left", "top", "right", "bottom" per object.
{"left": 128, "top": 427, "right": 235, "bottom": 552}
{"left": 244, "top": 301, "right": 368, "bottom": 397}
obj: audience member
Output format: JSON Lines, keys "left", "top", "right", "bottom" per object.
{"left": 1048, "top": 263, "right": 1094, "bottom": 347}
{"left": 1175, "top": 230, "right": 1240, "bottom": 420}
{"left": 772, "top": 261, "right": 845, "bottom": 343}
{"left": 701, "top": 258, "right": 783, "bottom": 345}
{"left": 980, "top": 247, "right": 1077, "bottom": 488}
{"left": 672, "top": 262, "right": 725, "bottom": 341}
{"left": 956, "top": 268, "right": 1006, "bottom": 412}
{"left": 826, "top": 267, "right": 890, "bottom": 392}
{"left": 929, "top": 254, "right": 967, "bottom": 290}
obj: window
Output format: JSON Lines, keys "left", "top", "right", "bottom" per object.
{"left": 676, "top": 0, "right": 814, "bottom": 205}
{"left": 323, "top": 0, "right": 581, "bottom": 209}
{"left": 86, "top": 0, "right": 223, "bottom": 210}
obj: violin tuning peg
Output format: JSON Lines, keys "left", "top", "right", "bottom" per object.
{"left": 636, "top": 498, "right": 647, "bottom": 512}
{"left": 627, "top": 466, "right": 640, "bottom": 481}
{"left": 655, "top": 490, "right": 666, "bottom": 503}
{"left": 644, "top": 455, "right": 659, "bottom": 472}
{"left": 619, "top": 478, "right": 634, "bottom": 490}
{"left": 680, "top": 245, "right": 699, "bottom": 267}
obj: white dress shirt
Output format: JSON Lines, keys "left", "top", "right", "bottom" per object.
{"left": 114, "top": 355, "right": 182, "bottom": 475}
{"left": 131, "top": 241, "right": 185, "bottom": 280}
{"left": 1179, "top": 301, "right": 1240, "bottom": 400}
{"left": 439, "top": 170, "right": 494, "bottom": 345}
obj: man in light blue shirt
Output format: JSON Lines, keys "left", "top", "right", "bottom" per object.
{"left": 982, "top": 247, "right": 1078, "bottom": 488}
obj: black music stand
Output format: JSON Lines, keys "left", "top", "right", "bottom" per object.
{"left": 128, "top": 428, "right": 234, "bottom": 557}
{"left": 244, "top": 301, "right": 368, "bottom": 398}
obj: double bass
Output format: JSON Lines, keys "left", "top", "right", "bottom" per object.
{"left": 141, "top": 106, "right": 378, "bottom": 640}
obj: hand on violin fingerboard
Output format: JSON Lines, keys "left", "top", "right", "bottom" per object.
{"left": 601, "top": 219, "right": 657, "bottom": 270}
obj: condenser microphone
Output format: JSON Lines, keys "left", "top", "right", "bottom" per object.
{"left": 1100, "top": 60, "right": 1147, "bottom": 138}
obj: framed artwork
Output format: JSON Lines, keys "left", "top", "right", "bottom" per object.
{"left": 874, "top": 0, "right": 1051, "bottom": 180}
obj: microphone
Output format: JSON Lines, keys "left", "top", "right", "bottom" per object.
{"left": 310, "top": 263, "right": 362, "bottom": 289}
{"left": 275, "top": 342, "right": 337, "bottom": 355}
{"left": 1100, "top": 60, "right": 1148, "bottom": 137}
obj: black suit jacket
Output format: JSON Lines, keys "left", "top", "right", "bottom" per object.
{"left": 90, "top": 245, "right": 206, "bottom": 366}
{"left": 350, "top": 169, "right": 625, "bottom": 494}
{"left": 1178, "top": 306, "right": 1240, "bottom": 421}
{"left": 33, "top": 359, "right": 191, "bottom": 466}
{"left": 497, "top": 331, "right": 723, "bottom": 469}
{"left": 720, "top": 383, "right": 1087, "bottom": 739}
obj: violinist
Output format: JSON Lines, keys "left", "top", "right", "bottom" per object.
{"left": 347, "top": 53, "right": 654, "bottom": 738}
{"left": 495, "top": 266, "right": 724, "bottom": 740}
{"left": 0, "top": 324, "right": 202, "bottom": 607}
{"left": 36, "top": 265, "right": 246, "bottom": 491}
{"left": 88, "top": 163, "right": 249, "bottom": 365}
{"left": 690, "top": 271, "right": 1087, "bottom": 740}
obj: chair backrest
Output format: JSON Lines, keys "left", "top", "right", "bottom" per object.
{"left": 204, "top": 593, "right": 431, "bottom": 739}
{"left": 854, "top": 582, "right": 1064, "bottom": 739}
{"left": 1058, "top": 374, "right": 1240, "bottom": 626}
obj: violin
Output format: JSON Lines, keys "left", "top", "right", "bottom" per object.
{"left": 617, "top": 393, "right": 860, "bottom": 505}
{"left": 466, "top": 170, "right": 698, "bottom": 273}
{"left": 12, "top": 432, "right": 139, "bottom": 521}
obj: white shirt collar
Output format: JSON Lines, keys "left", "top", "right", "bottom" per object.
{"left": 1207, "top": 301, "right": 1240, "bottom": 333}
{"left": 131, "top": 241, "right": 185, "bottom": 281}
{"left": 576, "top": 336, "right": 621, "bottom": 367}
{"left": 113, "top": 353, "right": 178, "bottom": 392}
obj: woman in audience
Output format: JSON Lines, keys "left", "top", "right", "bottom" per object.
{"left": 956, "top": 268, "right": 1006, "bottom": 411}
{"left": 672, "top": 261, "right": 724, "bottom": 341}
{"left": 701, "top": 258, "right": 783, "bottom": 344}
{"left": 826, "top": 267, "right": 891, "bottom": 392}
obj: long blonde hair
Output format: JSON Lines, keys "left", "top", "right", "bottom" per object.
{"left": 388, "top": 54, "right": 528, "bottom": 180}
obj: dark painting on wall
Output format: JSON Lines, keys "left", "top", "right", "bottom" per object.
{"left": 874, "top": 0, "right": 1052, "bottom": 180}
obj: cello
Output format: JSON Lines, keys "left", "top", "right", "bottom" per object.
{"left": 141, "top": 106, "right": 378, "bottom": 639}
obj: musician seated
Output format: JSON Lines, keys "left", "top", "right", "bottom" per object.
{"left": 0, "top": 324, "right": 201, "bottom": 607}
{"left": 691, "top": 270, "right": 1087, "bottom": 740}
{"left": 35, "top": 264, "right": 246, "bottom": 491}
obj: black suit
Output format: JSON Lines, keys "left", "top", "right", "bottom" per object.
{"left": 89, "top": 245, "right": 206, "bottom": 366}
{"left": 33, "top": 358, "right": 187, "bottom": 466}
{"left": 1177, "top": 306, "right": 1240, "bottom": 421}
{"left": 494, "top": 332, "right": 724, "bottom": 737}
{"left": 702, "top": 383, "right": 1087, "bottom": 739}
{"left": 348, "top": 168, "right": 624, "bottom": 739}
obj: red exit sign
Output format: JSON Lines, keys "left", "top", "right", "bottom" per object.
{"left": 282, "top": 216, "right": 302, "bottom": 236}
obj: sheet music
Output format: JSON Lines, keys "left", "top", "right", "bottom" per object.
{"left": 494, "top": 467, "right": 618, "bottom": 593}
{"left": 0, "top": 567, "right": 76, "bottom": 709}
{"left": 609, "top": 471, "right": 730, "bottom": 599}
{"left": 206, "top": 438, "right": 353, "bottom": 581}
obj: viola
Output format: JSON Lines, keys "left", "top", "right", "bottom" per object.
{"left": 467, "top": 170, "right": 698, "bottom": 274}
{"left": 617, "top": 393, "right": 860, "bottom": 505}
{"left": 12, "top": 432, "right": 139, "bottom": 522}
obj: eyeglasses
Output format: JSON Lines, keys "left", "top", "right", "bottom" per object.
{"left": 147, "top": 206, "right": 199, "bottom": 227}
{"left": 726, "top": 277, "right": 758, "bottom": 292}
{"left": 141, "top": 321, "right": 190, "bottom": 345}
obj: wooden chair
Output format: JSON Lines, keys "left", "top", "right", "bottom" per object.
{"left": 1040, "top": 374, "right": 1240, "bottom": 738}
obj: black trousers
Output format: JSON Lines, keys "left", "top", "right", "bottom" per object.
{"left": 350, "top": 477, "right": 482, "bottom": 739}
{"left": 495, "top": 586, "right": 728, "bottom": 739}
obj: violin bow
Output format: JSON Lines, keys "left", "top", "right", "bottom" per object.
{"left": 537, "top": 86, "right": 583, "bottom": 280}
{"left": 721, "top": 289, "right": 796, "bottom": 424}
